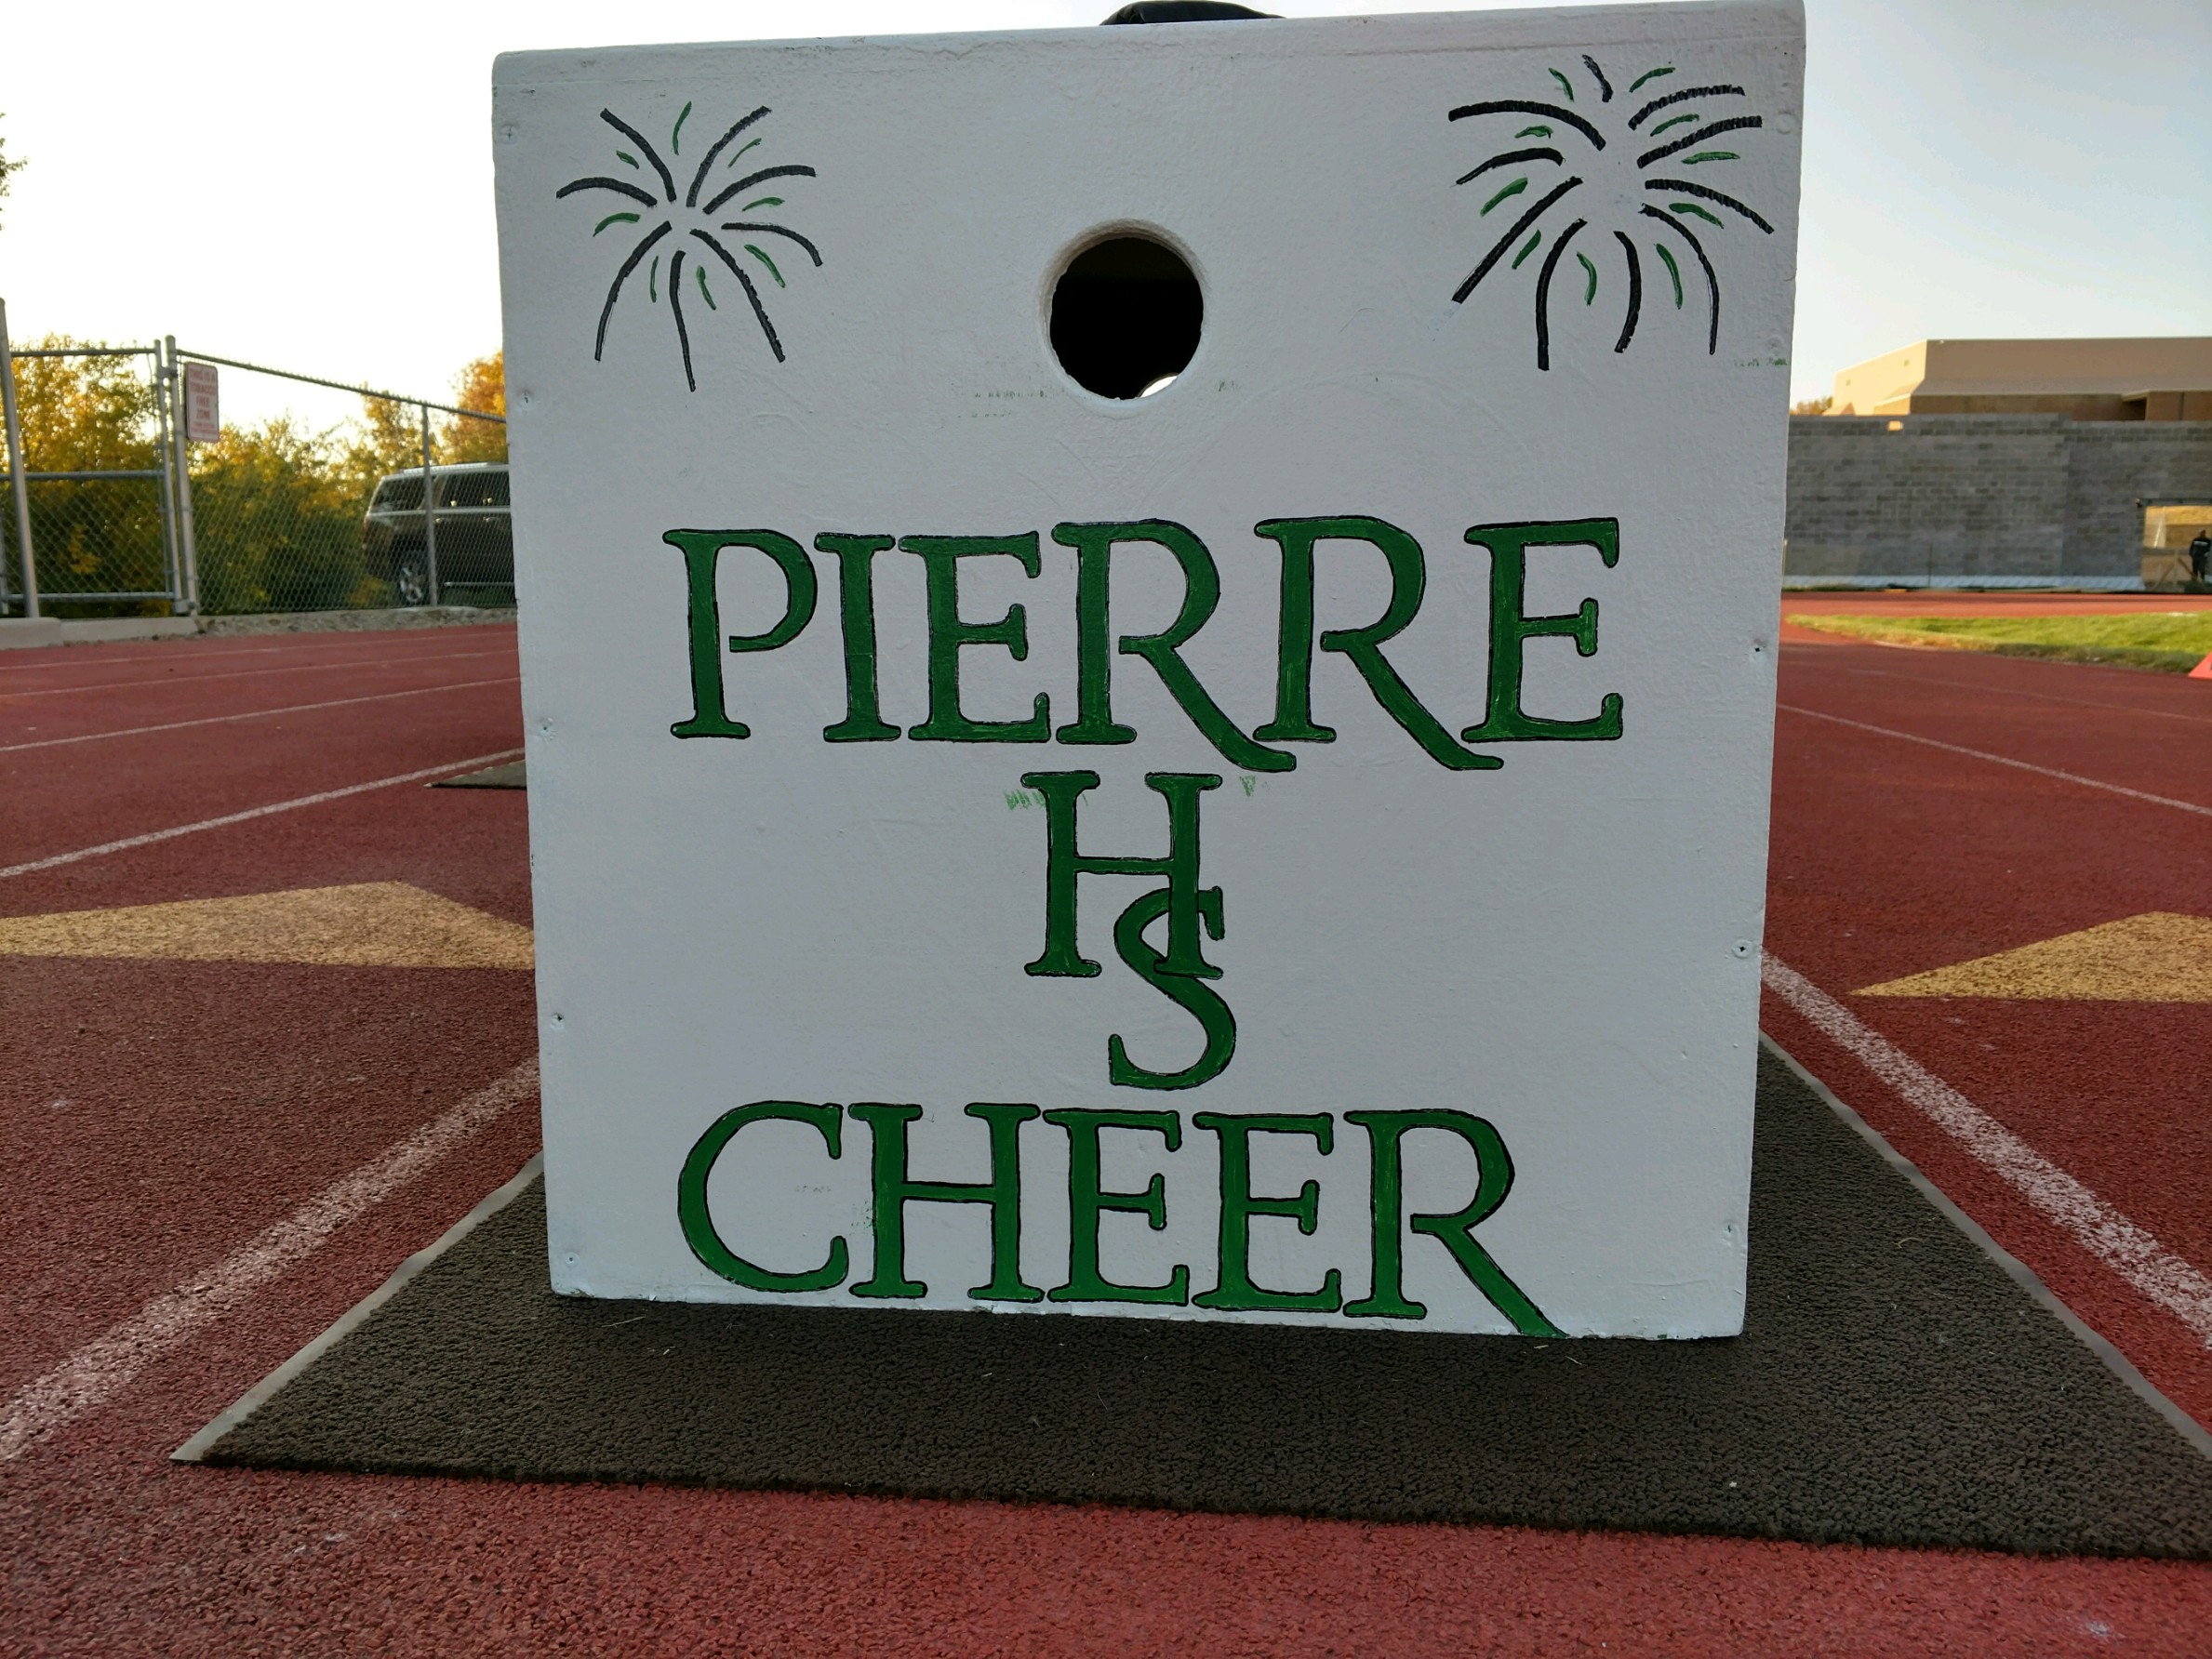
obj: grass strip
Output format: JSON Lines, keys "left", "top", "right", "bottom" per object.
{"left": 1786, "top": 612, "right": 2212, "bottom": 673}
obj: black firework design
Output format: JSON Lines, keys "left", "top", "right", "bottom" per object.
{"left": 1449, "top": 57, "right": 1774, "bottom": 369}
{"left": 557, "top": 102, "right": 823, "bottom": 391}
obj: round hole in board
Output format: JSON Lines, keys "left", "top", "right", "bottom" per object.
{"left": 1048, "top": 233, "right": 1203, "bottom": 400}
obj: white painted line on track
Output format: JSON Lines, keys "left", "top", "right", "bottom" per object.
{"left": 0, "top": 634, "right": 486, "bottom": 675}
{"left": 173, "top": 1152, "right": 546, "bottom": 1463}
{"left": 1761, "top": 1034, "right": 2212, "bottom": 1458}
{"left": 0, "top": 746, "right": 525, "bottom": 880}
{"left": 0, "top": 645, "right": 349, "bottom": 676}
{"left": 0, "top": 644, "right": 290, "bottom": 675}
{"left": 1831, "top": 664, "right": 2212, "bottom": 727}
{"left": 1778, "top": 702, "right": 2212, "bottom": 818}
{"left": 0, "top": 1059, "right": 539, "bottom": 1464}
{"left": 1763, "top": 952, "right": 2212, "bottom": 1349}
{"left": 0, "top": 675, "right": 520, "bottom": 753}
{"left": 0, "top": 647, "right": 511, "bottom": 702}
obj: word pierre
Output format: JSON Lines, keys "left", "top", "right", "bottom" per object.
{"left": 679, "top": 1099, "right": 1563, "bottom": 1334}
{"left": 667, "top": 514, "right": 1623, "bottom": 770}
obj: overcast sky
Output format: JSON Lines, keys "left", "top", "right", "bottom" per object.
{"left": 1, "top": 0, "right": 2205, "bottom": 423}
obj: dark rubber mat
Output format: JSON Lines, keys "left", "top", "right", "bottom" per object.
{"left": 431, "top": 761, "right": 526, "bottom": 790}
{"left": 199, "top": 1050, "right": 2212, "bottom": 1555}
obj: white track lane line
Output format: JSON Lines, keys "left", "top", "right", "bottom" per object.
{"left": 0, "top": 644, "right": 292, "bottom": 675}
{"left": 0, "top": 1059, "right": 540, "bottom": 1463}
{"left": 1763, "top": 952, "right": 2212, "bottom": 1348}
{"left": 0, "top": 746, "right": 524, "bottom": 880}
{"left": 0, "top": 633, "right": 497, "bottom": 676}
{"left": 1778, "top": 702, "right": 2212, "bottom": 818}
{"left": 0, "top": 623, "right": 513, "bottom": 676}
{"left": 1829, "top": 662, "right": 2212, "bottom": 728}
{"left": 0, "top": 675, "right": 520, "bottom": 754}
{"left": 0, "top": 647, "right": 511, "bottom": 702}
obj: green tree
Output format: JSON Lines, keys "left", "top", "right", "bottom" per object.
{"left": 192, "top": 418, "right": 378, "bottom": 614}
{"left": 0, "top": 113, "right": 23, "bottom": 230}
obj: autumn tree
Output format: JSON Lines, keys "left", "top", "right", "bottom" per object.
{"left": 333, "top": 351, "right": 504, "bottom": 490}
{"left": 9, "top": 337, "right": 158, "bottom": 471}
{"left": 439, "top": 351, "right": 508, "bottom": 464}
{"left": 339, "top": 393, "right": 427, "bottom": 502}
{"left": 5, "top": 337, "right": 511, "bottom": 613}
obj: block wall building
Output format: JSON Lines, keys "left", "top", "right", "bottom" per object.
{"left": 1783, "top": 414, "right": 2212, "bottom": 588}
{"left": 1829, "top": 338, "right": 2212, "bottom": 423}
{"left": 1787, "top": 338, "right": 2212, "bottom": 587}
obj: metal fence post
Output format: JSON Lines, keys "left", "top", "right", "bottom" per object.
{"left": 152, "top": 339, "right": 182, "bottom": 613}
{"left": 0, "top": 298, "right": 39, "bottom": 618}
{"left": 167, "top": 339, "right": 200, "bottom": 613}
{"left": 420, "top": 403, "right": 441, "bottom": 607}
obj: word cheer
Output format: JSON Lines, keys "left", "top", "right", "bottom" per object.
{"left": 678, "top": 1099, "right": 1564, "bottom": 1334}
{"left": 666, "top": 514, "right": 1624, "bottom": 769}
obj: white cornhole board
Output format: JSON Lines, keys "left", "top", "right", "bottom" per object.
{"left": 493, "top": 2, "right": 1805, "bottom": 1338}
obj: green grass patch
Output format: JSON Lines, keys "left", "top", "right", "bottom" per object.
{"left": 1786, "top": 611, "right": 2212, "bottom": 672}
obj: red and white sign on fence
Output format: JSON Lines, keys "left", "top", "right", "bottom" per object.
{"left": 182, "top": 362, "right": 220, "bottom": 444}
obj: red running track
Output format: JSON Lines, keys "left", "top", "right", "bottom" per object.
{"left": 1762, "top": 642, "right": 2212, "bottom": 1426}
{"left": 1, "top": 623, "right": 2207, "bottom": 1653}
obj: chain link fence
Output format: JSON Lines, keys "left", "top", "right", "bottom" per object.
{"left": 0, "top": 338, "right": 179, "bottom": 614}
{"left": 1, "top": 302, "right": 506, "bottom": 618}
{"left": 183, "top": 352, "right": 511, "bottom": 616}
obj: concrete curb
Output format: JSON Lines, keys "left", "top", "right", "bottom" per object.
{"left": 48, "top": 617, "right": 199, "bottom": 645}
{"left": 196, "top": 606, "right": 517, "bottom": 637}
{"left": 0, "top": 607, "right": 516, "bottom": 649}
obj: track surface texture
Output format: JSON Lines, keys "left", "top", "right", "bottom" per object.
{"left": 1764, "top": 639, "right": 2212, "bottom": 1429}
{"left": 3, "top": 621, "right": 2210, "bottom": 1653}
{"left": 199, "top": 1053, "right": 2212, "bottom": 1557}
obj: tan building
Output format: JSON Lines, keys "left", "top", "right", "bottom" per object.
{"left": 1830, "top": 338, "right": 2212, "bottom": 422}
